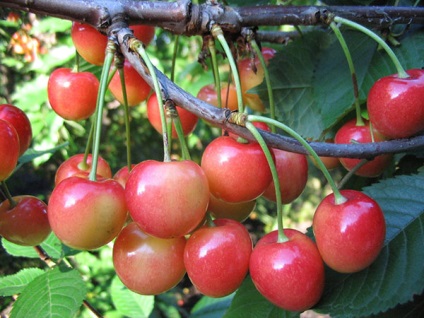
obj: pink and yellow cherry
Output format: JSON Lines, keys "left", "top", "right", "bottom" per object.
{"left": 196, "top": 83, "right": 239, "bottom": 111}
{"left": 0, "top": 119, "right": 20, "bottom": 181}
{"left": 55, "top": 153, "right": 112, "bottom": 186}
{"left": 0, "top": 104, "right": 32, "bottom": 156}
{"left": 367, "top": 69, "right": 424, "bottom": 139}
{"left": 313, "top": 189, "right": 386, "bottom": 273}
{"left": 0, "top": 196, "right": 51, "bottom": 246}
{"left": 208, "top": 194, "right": 255, "bottom": 222}
{"left": 335, "top": 119, "right": 392, "bottom": 178}
{"left": 113, "top": 222, "right": 186, "bottom": 295}
{"left": 109, "top": 60, "right": 151, "bottom": 106}
{"left": 201, "top": 136, "right": 272, "bottom": 203}
{"left": 184, "top": 218, "right": 252, "bottom": 297}
{"left": 48, "top": 177, "right": 128, "bottom": 250}
{"left": 125, "top": 160, "right": 209, "bottom": 238}
{"left": 146, "top": 94, "right": 198, "bottom": 138}
{"left": 71, "top": 22, "right": 108, "bottom": 66}
{"left": 262, "top": 148, "right": 308, "bottom": 204}
{"left": 130, "top": 25, "right": 155, "bottom": 46}
{"left": 249, "top": 229, "right": 325, "bottom": 312}
{"left": 47, "top": 68, "right": 99, "bottom": 121}
{"left": 113, "top": 164, "right": 136, "bottom": 188}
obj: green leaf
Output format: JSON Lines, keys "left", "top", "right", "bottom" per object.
{"left": 16, "top": 142, "right": 69, "bottom": 170}
{"left": 110, "top": 275, "right": 155, "bottom": 318}
{"left": 10, "top": 267, "right": 86, "bottom": 318}
{"left": 0, "top": 268, "right": 45, "bottom": 297}
{"left": 191, "top": 294, "right": 234, "bottom": 318}
{"left": 223, "top": 276, "right": 298, "bottom": 318}
{"left": 256, "top": 30, "right": 376, "bottom": 139}
{"left": 1, "top": 231, "right": 79, "bottom": 260}
{"left": 313, "top": 171, "right": 424, "bottom": 317}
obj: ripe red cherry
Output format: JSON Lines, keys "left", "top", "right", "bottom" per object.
{"left": 367, "top": 69, "right": 424, "bottom": 139}
{"left": 55, "top": 153, "right": 112, "bottom": 186}
{"left": 201, "top": 136, "right": 273, "bottom": 203}
{"left": 113, "top": 164, "right": 135, "bottom": 188}
{"left": 130, "top": 25, "right": 155, "bottom": 46}
{"left": 249, "top": 229, "right": 325, "bottom": 311}
{"left": 109, "top": 60, "right": 151, "bottom": 106}
{"left": 334, "top": 119, "right": 392, "bottom": 177}
{"left": 0, "top": 104, "right": 32, "bottom": 156}
{"left": 48, "top": 177, "right": 128, "bottom": 250}
{"left": 48, "top": 68, "right": 99, "bottom": 121}
{"left": 0, "top": 196, "right": 51, "bottom": 246}
{"left": 146, "top": 94, "right": 198, "bottom": 138}
{"left": 196, "top": 83, "right": 239, "bottom": 111}
{"left": 0, "top": 119, "right": 20, "bottom": 181}
{"left": 208, "top": 194, "right": 255, "bottom": 222}
{"left": 125, "top": 160, "right": 209, "bottom": 238}
{"left": 313, "top": 189, "right": 386, "bottom": 273}
{"left": 113, "top": 222, "right": 186, "bottom": 295}
{"left": 71, "top": 22, "right": 108, "bottom": 66}
{"left": 184, "top": 218, "right": 252, "bottom": 297}
{"left": 262, "top": 148, "right": 308, "bottom": 204}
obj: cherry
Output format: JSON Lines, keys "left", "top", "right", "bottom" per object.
{"left": 0, "top": 103, "right": 32, "bottom": 156}
{"left": 262, "top": 148, "right": 308, "bottom": 204}
{"left": 184, "top": 218, "right": 252, "bottom": 297}
{"left": 334, "top": 119, "right": 392, "bottom": 177}
{"left": 0, "top": 196, "right": 51, "bottom": 246}
{"left": 250, "top": 229, "right": 325, "bottom": 311}
{"left": 125, "top": 160, "right": 209, "bottom": 238}
{"left": 55, "top": 153, "right": 112, "bottom": 186}
{"left": 208, "top": 194, "right": 256, "bottom": 222}
{"left": 47, "top": 68, "right": 99, "bottom": 121}
{"left": 71, "top": 22, "right": 108, "bottom": 66}
{"left": 48, "top": 177, "right": 128, "bottom": 250}
{"left": 113, "top": 164, "right": 135, "bottom": 188}
{"left": 0, "top": 119, "right": 20, "bottom": 182}
{"left": 367, "top": 69, "right": 424, "bottom": 139}
{"left": 196, "top": 83, "right": 239, "bottom": 111}
{"left": 313, "top": 189, "right": 386, "bottom": 273}
{"left": 71, "top": 23, "right": 154, "bottom": 66}
{"left": 146, "top": 94, "right": 198, "bottom": 138}
{"left": 113, "top": 222, "right": 186, "bottom": 295}
{"left": 201, "top": 136, "right": 272, "bottom": 203}
{"left": 109, "top": 60, "right": 151, "bottom": 106}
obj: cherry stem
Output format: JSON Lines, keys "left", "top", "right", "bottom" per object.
{"left": 130, "top": 38, "right": 171, "bottom": 162}
{"left": 165, "top": 100, "right": 191, "bottom": 160}
{"left": 247, "top": 114, "right": 347, "bottom": 205}
{"left": 117, "top": 66, "right": 133, "bottom": 171}
{"left": 89, "top": 42, "right": 115, "bottom": 181}
{"left": 170, "top": 35, "right": 180, "bottom": 83}
{"left": 245, "top": 121, "right": 288, "bottom": 243}
{"left": 337, "top": 158, "right": 369, "bottom": 189}
{"left": 205, "top": 212, "right": 216, "bottom": 227}
{"left": 211, "top": 25, "right": 244, "bottom": 113}
{"left": 250, "top": 39, "right": 276, "bottom": 133}
{"left": 80, "top": 122, "right": 94, "bottom": 171}
{"left": 0, "top": 181, "right": 17, "bottom": 208}
{"left": 333, "top": 16, "right": 409, "bottom": 79}
{"left": 208, "top": 37, "right": 222, "bottom": 109}
{"left": 330, "top": 21, "right": 364, "bottom": 126}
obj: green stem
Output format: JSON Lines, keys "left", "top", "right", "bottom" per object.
{"left": 205, "top": 212, "right": 216, "bottom": 227}
{"left": 172, "top": 115, "right": 191, "bottom": 160}
{"left": 0, "top": 181, "right": 17, "bottom": 208}
{"left": 130, "top": 39, "right": 171, "bottom": 162}
{"left": 337, "top": 159, "right": 369, "bottom": 189}
{"left": 212, "top": 25, "right": 244, "bottom": 113}
{"left": 330, "top": 21, "right": 364, "bottom": 126}
{"left": 80, "top": 122, "right": 94, "bottom": 171}
{"left": 247, "top": 114, "right": 347, "bottom": 205}
{"left": 89, "top": 45, "right": 114, "bottom": 181}
{"left": 208, "top": 37, "right": 222, "bottom": 109}
{"left": 170, "top": 35, "right": 180, "bottom": 83}
{"left": 245, "top": 121, "right": 288, "bottom": 243}
{"left": 250, "top": 39, "right": 276, "bottom": 132}
{"left": 117, "top": 67, "right": 133, "bottom": 171}
{"left": 333, "top": 16, "right": 409, "bottom": 79}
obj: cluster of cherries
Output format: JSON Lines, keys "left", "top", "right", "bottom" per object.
{"left": 1, "top": 20, "right": 424, "bottom": 313}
